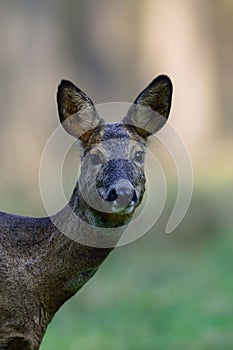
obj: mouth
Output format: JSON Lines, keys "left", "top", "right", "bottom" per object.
{"left": 111, "top": 202, "right": 136, "bottom": 214}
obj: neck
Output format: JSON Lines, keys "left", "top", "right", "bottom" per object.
{"left": 33, "top": 183, "right": 131, "bottom": 346}
{"left": 0, "top": 183, "right": 132, "bottom": 349}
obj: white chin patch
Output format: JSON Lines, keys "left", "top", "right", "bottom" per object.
{"left": 111, "top": 201, "right": 136, "bottom": 214}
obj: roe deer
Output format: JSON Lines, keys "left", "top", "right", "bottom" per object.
{"left": 0, "top": 75, "right": 172, "bottom": 349}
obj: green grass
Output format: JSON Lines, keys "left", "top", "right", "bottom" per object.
{"left": 40, "top": 222, "right": 233, "bottom": 350}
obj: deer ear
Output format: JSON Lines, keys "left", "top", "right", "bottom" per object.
{"left": 123, "top": 75, "right": 173, "bottom": 138}
{"left": 57, "top": 80, "right": 103, "bottom": 139}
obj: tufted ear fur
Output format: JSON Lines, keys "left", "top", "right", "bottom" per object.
{"left": 122, "top": 75, "right": 173, "bottom": 138}
{"left": 57, "top": 80, "right": 103, "bottom": 143}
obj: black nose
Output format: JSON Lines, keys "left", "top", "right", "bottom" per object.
{"left": 107, "top": 186, "right": 138, "bottom": 207}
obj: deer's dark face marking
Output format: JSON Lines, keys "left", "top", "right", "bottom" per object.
{"left": 79, "top": 124, "right": 146, "bottom": 215}
{"left": 98, "top": 124, "right": 146, "bottom": 214}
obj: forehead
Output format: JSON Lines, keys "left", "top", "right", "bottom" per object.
{"left": 82, "top": 123, "right": 146, "bottom": 156}
{"left": 95, "top": 123, "right": 144, "bottom": 143}
{"left": 102, "top": 123, "right": 132, "bottom": 140}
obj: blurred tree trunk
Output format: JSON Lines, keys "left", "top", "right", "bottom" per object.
{"left": 139, "top": 0, "right": 220, "bottom": 156}
{"left": 58, "top": 0, "right": 142, "bottom": 102}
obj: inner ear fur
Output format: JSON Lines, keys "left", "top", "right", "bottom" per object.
{"left": 123, "top": 75, "right": 173, "bottom": 138}
{"left": 57, "top": 80, "right": 103, "bottom": 139}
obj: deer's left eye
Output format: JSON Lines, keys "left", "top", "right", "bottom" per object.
{"left": 134, "top": 151, "right": 144, "bottom": 164}
{"left": 90, "top": 153, "right": 103, "bottom": 166}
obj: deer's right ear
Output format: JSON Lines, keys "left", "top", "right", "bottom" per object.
{"left": 57, "top": 80, "right": 103, "bottom": 140}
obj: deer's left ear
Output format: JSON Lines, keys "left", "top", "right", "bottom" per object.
{"left": 122, "top": 75, "right": 173, "bottom": 138}
{"left": 57, "top": 80, "right": 103, "bottom": 140}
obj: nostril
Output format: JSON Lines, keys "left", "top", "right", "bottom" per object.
{"left": 132, "top": 190, "right": 138, "bottom": 203}
{"left": 115, "top": 187, "right": 136, "bottom": 207}
{"left": 107, "top": 188, "right": 118, "bottom": 202}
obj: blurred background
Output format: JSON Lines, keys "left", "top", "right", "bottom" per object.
{"left": 0, "top": 0, "right": 232, "bottom": 349}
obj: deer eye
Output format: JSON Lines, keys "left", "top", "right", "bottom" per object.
{"left": 90, "top": 153, "right": 103, "bottom": 166}
{"left": 134, "top": 150, "right": 144, "bottom": 164}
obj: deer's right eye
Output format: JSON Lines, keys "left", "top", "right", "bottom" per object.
{"left": 134, "top": 150, "right": 144, "bottom": 164}
{"left": 90, "top": 153, "right": 103, "bottom": 166}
